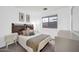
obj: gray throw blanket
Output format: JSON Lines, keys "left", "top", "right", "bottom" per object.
{"left": 26, "top": 34, "right": 49, "bottom": 52}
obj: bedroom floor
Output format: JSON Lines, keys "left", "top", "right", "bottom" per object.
{"left": 0, "top": 41, "right": 55, "bottom": 52}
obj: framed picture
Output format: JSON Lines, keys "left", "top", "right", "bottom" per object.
{"left": 19, "top": 12, "right": 24, "bottom": 22}
{"left": 26, "top": 14, "right": 30, "bottom": 22}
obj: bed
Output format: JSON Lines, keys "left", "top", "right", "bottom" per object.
{"left": 12, "top": 23, "right": 52, "bottom": 52}
{"left": 18, "top": 34, "right": 52, "bottom": 52}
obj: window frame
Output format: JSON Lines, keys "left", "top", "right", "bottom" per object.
{"left": 42, "top": 14, "right": 58, "bottom": 28}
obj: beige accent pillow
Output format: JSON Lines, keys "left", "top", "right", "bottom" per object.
{"left": 22, "top": 30, "right": 27, "bottom": 36}
{"left": 22, "top": 28, "right": 34, "bottom": 36}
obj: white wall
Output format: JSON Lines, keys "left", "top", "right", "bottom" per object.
{"left": 0, "top": 6, "right": 72, "bottom": 38}
{"left": 30, "top": 7, "right": 72, "bottom": 38}
{"left": 0, "top": 7, "right": 18, "bottom": 47}
{"left": 0, "top": 7, "right": 31, "bottom": 47}
{"left": 0, "top": 7, "right": 17, "bottom": 37}
{"left": 0, "top": 7, "right": 32, "bottom": 37}
{"left": 41, "top": 7, "right": 71, "bottom": 30}
{"left": 57, "top": 7, "right": 71, "bottom": 31}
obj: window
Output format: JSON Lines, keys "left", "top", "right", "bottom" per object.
{"left": 42, "top": 15, "right": 58, "bottom": 28}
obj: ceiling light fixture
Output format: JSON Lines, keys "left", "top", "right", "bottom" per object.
{"left": 43, "top": 8, "right": 48, "bottom": 11}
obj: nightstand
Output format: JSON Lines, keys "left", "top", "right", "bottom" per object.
{"left": 5, "top": 33, "right": 18, "bottom": 48}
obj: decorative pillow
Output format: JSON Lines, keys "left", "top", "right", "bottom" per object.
{"left": 29, "top": 31, "right": 35, "bottom": 36}
{"left": 22, "top": 30, "right": 27, "bottom": 36}
{"left": 22, "top": 29, "right": 35, "bottom": 36}
{"left": 27, "top": 29, "right": 34, "bottom": 36}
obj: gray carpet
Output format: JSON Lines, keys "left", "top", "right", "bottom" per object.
{"left": 0, "top": 42, "right": 55, "bottom": 52}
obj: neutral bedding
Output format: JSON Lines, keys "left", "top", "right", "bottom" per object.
{"left": 18, "top": 33, "right": 52, "bottom": 52}
{"left": 26, "top": 34, "right": 49, "bottom": 52}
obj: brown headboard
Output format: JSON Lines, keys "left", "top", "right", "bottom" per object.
{"left": 12, "top": 23, "right": 34, "bottom": 35}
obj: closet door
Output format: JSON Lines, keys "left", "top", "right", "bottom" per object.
{"left": 72, "top": 7, "right": 79, "bottom": 35}
{"left": 72, "top": 6, "right": 79, "bottom": 40}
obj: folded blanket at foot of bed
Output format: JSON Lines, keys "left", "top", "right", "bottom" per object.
{"left": 26, "top": 34, "right": 51, "bottom": 52}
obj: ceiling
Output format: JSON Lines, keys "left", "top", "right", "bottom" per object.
{"left": 16, "top": 6, "right": 69, "bottom": 12}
